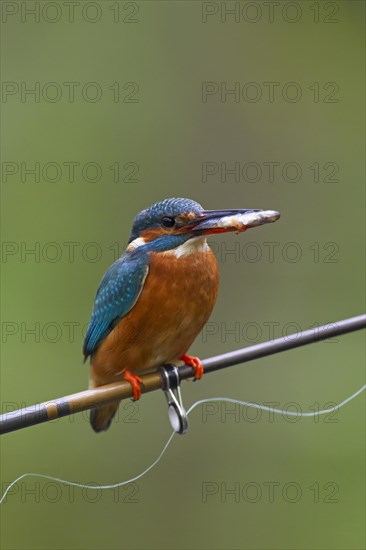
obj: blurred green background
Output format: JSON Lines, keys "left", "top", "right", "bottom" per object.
{"left": 1, "top": 1, "right": 365, "bottom": 549}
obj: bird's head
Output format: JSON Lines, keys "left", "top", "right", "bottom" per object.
{"left": 127, "top": 197, "right": 280, "bottom": 254}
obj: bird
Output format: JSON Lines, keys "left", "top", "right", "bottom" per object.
{"left": 83, "top": 197, "right": 280, "bottom": 432}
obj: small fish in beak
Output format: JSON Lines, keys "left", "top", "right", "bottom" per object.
{"left": 188, "top": 209, "right": 280, "bottom": 235}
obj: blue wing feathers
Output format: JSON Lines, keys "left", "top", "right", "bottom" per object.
{"left": 83, "top": 252, "right": 149, "bottom": 358}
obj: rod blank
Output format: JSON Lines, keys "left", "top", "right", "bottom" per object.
{"left": 1, "top": 314, "right": 365, "bottom": 435}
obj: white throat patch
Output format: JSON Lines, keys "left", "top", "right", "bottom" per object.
{"left": 127, "top": 235, "right": 210, "bottom": 258}
{"left": 126, "top": 237, "right": 146, "bottom": 251}
{"left": 164, "top": 236, "right": 210, "bottom": 258}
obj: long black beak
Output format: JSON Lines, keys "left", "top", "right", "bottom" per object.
{"left": 183, "top": 208, "right": 280, "bottom": 235}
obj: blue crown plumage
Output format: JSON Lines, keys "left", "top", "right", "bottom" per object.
{"left": 129, "top": 197, "right": 203, "bottom": 242}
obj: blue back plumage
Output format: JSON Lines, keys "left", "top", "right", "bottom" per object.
{"left": 83, "top": 251, "right": 149, "bottom": 358}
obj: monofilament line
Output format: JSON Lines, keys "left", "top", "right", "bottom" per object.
{"left": 1, "top": 384, "right": 365, "bottom": 505}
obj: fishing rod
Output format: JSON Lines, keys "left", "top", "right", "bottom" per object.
{"left": 1, "top": 314, "right": 365, "bottom": 435}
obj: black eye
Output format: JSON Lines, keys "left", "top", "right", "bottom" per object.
{"left": 161, "top": 216, "right": 175, "bottom": 228}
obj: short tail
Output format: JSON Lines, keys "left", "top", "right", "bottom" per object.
{"left": 90, "top": 403, "right": 119, "bottom": 433}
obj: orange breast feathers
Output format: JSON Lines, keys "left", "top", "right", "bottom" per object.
{"left": 90, "top": 243, "right": 219, "bottom": 387}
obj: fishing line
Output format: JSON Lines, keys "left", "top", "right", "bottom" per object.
{"left": 1, "top": 384, "right": 365, "bottom": 504}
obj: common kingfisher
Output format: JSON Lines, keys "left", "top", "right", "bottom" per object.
{"left": 84, "top": 197, "right": 280, "bottom": 432}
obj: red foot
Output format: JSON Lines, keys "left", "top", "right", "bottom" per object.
{"left": 123, "top": 370, "right": 143, "bottom": 400}
{"left": 180, "top": 354, "right": 204, "bottom": 380}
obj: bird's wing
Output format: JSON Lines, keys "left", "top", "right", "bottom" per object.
{"left": 83, "top": 252, "right": 149, "bottom": 359}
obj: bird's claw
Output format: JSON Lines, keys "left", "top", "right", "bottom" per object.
{"left": 123, "top": 370, "right": 143, "bottom": 400}
{"left": 180, "top": 354, "right": 204, "bottom": 380}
